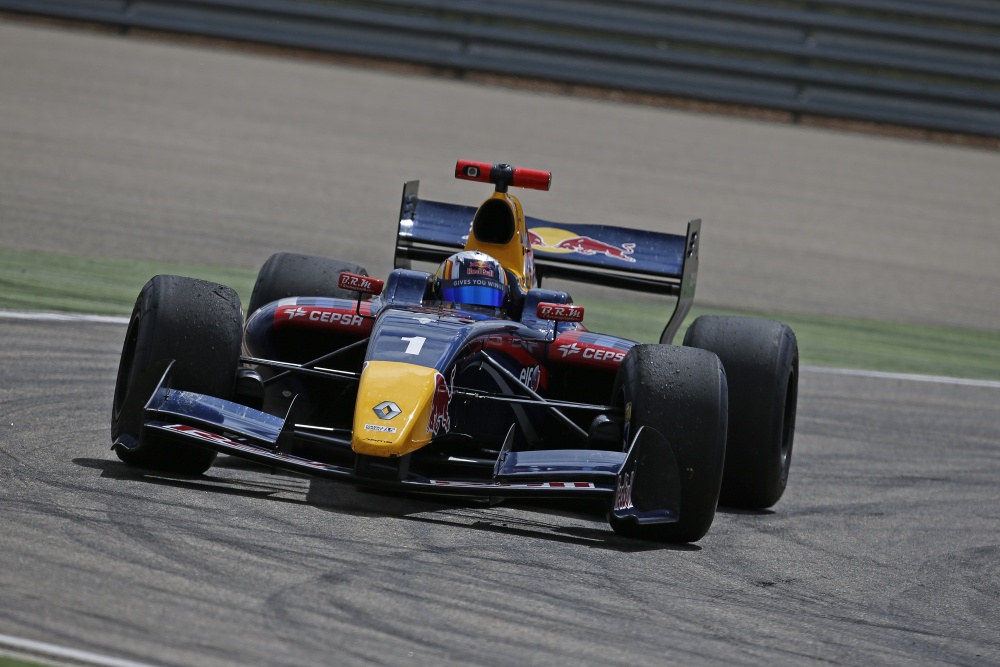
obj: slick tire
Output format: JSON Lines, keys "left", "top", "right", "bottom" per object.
{"left": 683, "top": 315, "right": 799, "bottom": 509}
{"left": 111, "top": 275, "right": 243, "bottom": 474}
{"left": 609, "top": 344, "right": 728, "bottom": 543}
{"left": 247, "top": 252, "right": 369, "bottom": 316}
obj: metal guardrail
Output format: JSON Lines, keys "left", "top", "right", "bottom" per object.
{"left": 3, "top": 0, "right": 998, "bottom": 137}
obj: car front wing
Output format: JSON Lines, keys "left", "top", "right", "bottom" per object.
{"left": 138, "top": 364, "right": 679, "bottom": 525}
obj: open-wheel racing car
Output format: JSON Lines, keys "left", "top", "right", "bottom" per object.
{"left": 111, "top": 160, "right": 799, "bottom": 543}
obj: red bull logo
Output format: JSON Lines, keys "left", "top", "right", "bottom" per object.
{"left": 614, "top": 470, "right": 635, "bottom": 511}
{"left": 528, "top": 227, "right": 636, "bottom": 263}
{"left": 466, "top": 260, "right": 496, "bottom": 277}
{"left": 427, "top": 371, "right": 452, "bottom": 435}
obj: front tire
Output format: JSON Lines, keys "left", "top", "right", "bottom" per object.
{"left": 608, "top": 344, "right": 728, "bottom": 543}
{"left": 247, "top": 252, "right": 369, "bottom": 316}
{"left": 683, "top": 315, "right": 798, "bottom": 509}
{"left": 112, "top": 275, "right": 243, "bottom": 474}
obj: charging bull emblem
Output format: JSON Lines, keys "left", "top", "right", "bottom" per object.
{"left": 528, "top": 227, "right": 636, "bottom": 263}
{"left": 427, "top": 371, "right": 453, "bottom": 435}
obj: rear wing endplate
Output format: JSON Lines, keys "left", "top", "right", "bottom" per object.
{"left": 394, "top": 180, "right": 700, "bottom": 344}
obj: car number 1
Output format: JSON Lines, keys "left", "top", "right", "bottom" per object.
{"left": 401, "top": 336, "right": 426, "bottom": 355}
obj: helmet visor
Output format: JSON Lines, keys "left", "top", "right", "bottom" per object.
{"left": 441, "top": 283, "right": 505, "bottom": 308}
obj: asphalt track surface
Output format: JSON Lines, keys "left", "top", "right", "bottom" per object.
{"left": 1, "top": 19, "right": 999, "bottom": 667}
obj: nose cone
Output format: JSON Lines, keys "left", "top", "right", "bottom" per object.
{"left": 352, "top": 361, "right": 450, "bottom": 457}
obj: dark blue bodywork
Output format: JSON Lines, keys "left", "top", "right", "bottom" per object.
{"left": 136, "top": 177, "right": 704, "bottom": 527}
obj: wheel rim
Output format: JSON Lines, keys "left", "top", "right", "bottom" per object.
{"left": 112, "top": 312, "right": 140, "bottom": 420}
{"left": 614, "top": 385, "right": 631, "bottom": 453}
{"left": 778, "top": 367, "right": 798, "bottom": 483}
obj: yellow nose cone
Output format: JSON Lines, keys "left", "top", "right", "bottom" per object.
{"left": 352, "top": 361, "right": 450, "bottom": 457}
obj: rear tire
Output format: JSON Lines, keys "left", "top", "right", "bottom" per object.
{"left": 608, "top": 344, "right": 728, "bottom": 543}
{"left": 683, "top": 315, "right": 798, "bottom": 509}
{"left": 247, "top": 252, "right": 369, "bottom": 315}
{"left": 111, "top": 275, "right": 243, "bottom": 474}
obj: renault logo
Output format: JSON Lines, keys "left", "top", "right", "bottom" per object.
{"left": 372, "top": 401, "right": 401, "bottom": 420}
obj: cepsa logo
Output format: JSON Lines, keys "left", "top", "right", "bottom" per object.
{"left": 556, "top": 342, "right": 627, "bottom": 364}
{"left": 583, "top": 348, "right": 626, "bottom": 362}
{"left": 558, "top": 342, "right": 581, "bottom": 358}
{"left": 278, "top": 306, "right": 365, "bottom": 327}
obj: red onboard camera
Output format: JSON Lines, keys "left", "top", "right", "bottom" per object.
{"left": 455, "top": 160, "right": 551, "bottom": 192}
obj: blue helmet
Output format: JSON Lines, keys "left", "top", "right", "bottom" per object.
{"left": 435, "top": 250, "right": 508, "bottom": 312}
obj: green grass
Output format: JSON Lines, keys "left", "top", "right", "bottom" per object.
{"left": 0, "top": 656, "right": 54, "bottom": 667}
{"left": 578, "top": 296, "right": 1000, "bottom": 381}
{"left": 0, "top": 250, "right": 257, "bottom": 316}
{"left": 3, "top": 249, "right": 999, "bottom": 381}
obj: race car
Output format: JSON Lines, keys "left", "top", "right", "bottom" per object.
{"left": 111, "top": 160, "right": 798, "bottom": 543}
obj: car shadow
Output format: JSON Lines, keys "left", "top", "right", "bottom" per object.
{"left": 76, "top": 455, "right": 700, "bottom": 553}
{"left": 307, "top": 479, "right": 699, "bottom": 553}
{"left": 74, "top": 456, "right": 314, "bottom": 506}
{"left": 716, "top": 505, "right": 775, "bottom": 516}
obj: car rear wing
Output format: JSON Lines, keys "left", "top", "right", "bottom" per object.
{"left": 394, "top": 180, "right": 700, "bottom": 344}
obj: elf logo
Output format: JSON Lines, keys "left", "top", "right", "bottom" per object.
{"left": 518, "top": 365, "right": 541, "bottom": 391}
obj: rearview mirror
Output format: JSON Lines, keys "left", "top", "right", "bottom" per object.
{"left": 338, "top": 272, "right": 384, "bottom": 296}
{"left": 536, "top": 302, "right": 584, "bottom": 323}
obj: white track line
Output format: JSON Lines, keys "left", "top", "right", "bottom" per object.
{"left": 0, "top": 632, "right": 161, "bottom": 667}
{"left": 0, "top": 310, "right": 129, "bottom": 325}
{"left": 800, "top": 364, "right": 1000, "bottom": 389}
{"left": 2, "top": 310, "right": 998, "bottom": 389}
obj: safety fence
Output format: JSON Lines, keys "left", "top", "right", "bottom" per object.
{"left": 3, "top": 0, "right": 998, "bottom": 137}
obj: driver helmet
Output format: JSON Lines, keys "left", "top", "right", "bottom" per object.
{"left": 435, "top": 250, "right": 508, "bottom": 315}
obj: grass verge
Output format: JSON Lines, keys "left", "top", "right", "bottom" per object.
{"left": 0, "top": 656, "right": 56, "bottom": 667}
{"left": 2, "top": 249, "right": 999, "bottom": 381}
{"left": 0, "top": 250, "right": 256, "bottom": 315}
{"left": 578, "top": 296, "right": 1000, "bottom": 381}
